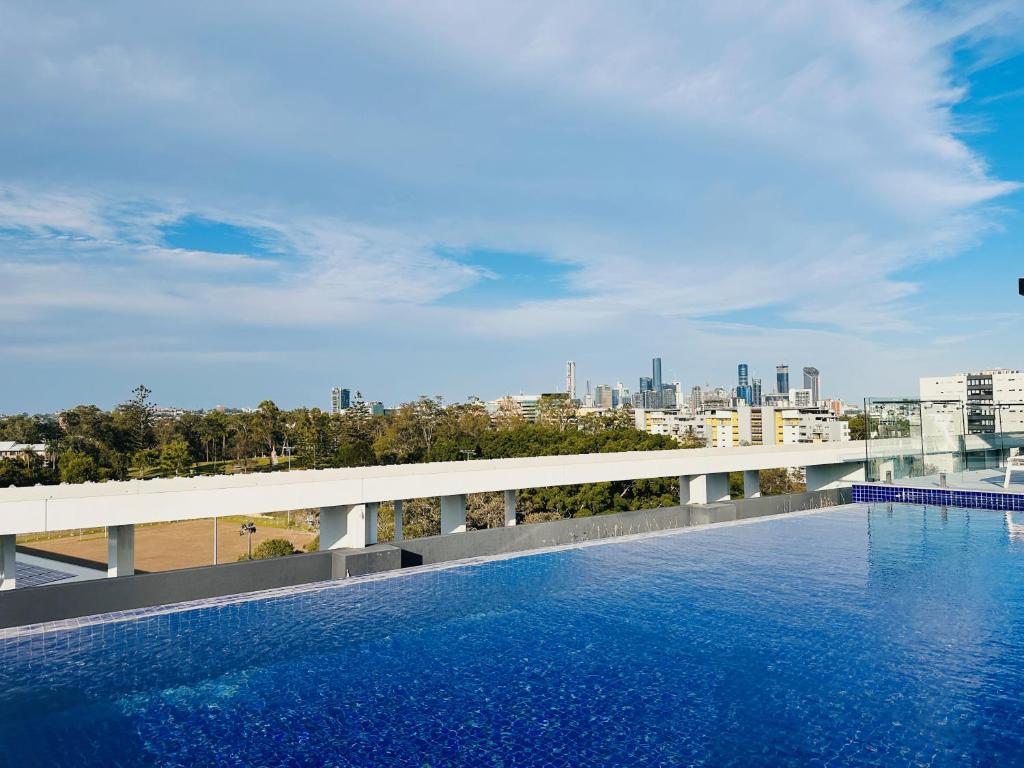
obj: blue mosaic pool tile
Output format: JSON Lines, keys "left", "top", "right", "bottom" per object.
{"left": 852, "top": 483, "right": 1024, "bottom": 511}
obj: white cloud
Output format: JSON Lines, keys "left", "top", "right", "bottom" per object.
{"left": 0, "top": 0, "right": 1021, "bottom": 406}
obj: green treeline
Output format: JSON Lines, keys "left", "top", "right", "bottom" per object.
{"left": 0, "top": 389, "right": 685, "bottom": 519}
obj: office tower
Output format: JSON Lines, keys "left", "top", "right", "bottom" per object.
{"left": 566, "top": 361, "right": 577, "bottom": 400}
{"left": 615, "top": 382, "right": 629, "bottom": 409}
{"left": 595, "top": 384, "right": 613, "bottom": 408}
{"left": 738, "top": 363, "right": 749, "bottom": 387}
{"left": 330, "top": 387, "right": 341, "bottom": 415}
{"left": 752, "top": 378, "right": 763, "bottom": 406}
{"left": 639, "top": 376, "right": 653, "bottom": 394}
{"left": 652, "top": 357, "right": 663, "bottom": 393}
{"left": 802, "top": 366, "right": 820, "bottom": 404}
{"left": 776, "top": 364, "right": 790, "bottom": 394}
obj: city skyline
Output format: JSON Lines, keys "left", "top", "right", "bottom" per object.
{"left": 1, "top": 3, "right": 1022, "bottom": 412}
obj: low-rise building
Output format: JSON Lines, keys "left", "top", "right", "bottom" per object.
{"left": 0, "top": 441, "right": 47, "bottom": 460}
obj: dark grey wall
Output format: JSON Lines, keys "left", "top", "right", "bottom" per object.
{"left": 0, "top": 488, "right": 849, "bottom": 630}
{"left": 396, "top": 488, "right": 850, "bottom": 566}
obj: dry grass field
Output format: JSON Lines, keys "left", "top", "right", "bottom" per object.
{"left": 21, "top": 518, "right": 316, "bottom": 572}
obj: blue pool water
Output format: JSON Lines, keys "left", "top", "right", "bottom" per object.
{"left": 3, "top": 503, "right": 1024, "bottom": 767}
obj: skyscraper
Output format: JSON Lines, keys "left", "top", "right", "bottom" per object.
{"left": 802, "top": 366, "right": 820, "bottom": 404}
{"left": 652, "top": 357, "right": 663, "bottom": 393}
{"left": 594, "top": 384, "right": 612, "bottom": 408}
{"left": 776, "top": 364, "right": 790, "bottom": 394}
{"left": 752, "top": 378, "right": 763, "bottom": 406}
{"left": 690, "top": 385, "right": 703, "bottom": 415}
{"left": 566, "top": 361, "right": 577, "bottom": 400}
{"left": 330, "top": 387, "right": 351, "bottom": 414}
{"left": 737, "top": 363, "right": 752, "bottom": 405}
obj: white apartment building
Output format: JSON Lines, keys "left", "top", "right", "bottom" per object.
{"left": 920, "top": 369, "right": 1024, "bottom": 435}
{"left": 788, "top": 389, "right": 813, "bottom": 408}
{"left": 636, "top": 407, "right": 849, "bottom": 447}
{"left": 634, "top": 409, "right": 703, "bottom": 443}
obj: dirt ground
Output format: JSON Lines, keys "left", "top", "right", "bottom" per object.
{"left": 22, "top": 518, "right": 316, "bottom": 572}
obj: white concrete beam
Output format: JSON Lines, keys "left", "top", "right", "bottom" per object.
{"left": 440, "top": 494, "right": 467, "bottom": 535}
{"left": 393, "top": 500, "right": 403, "bottom": 541}
{"left": 106, "top": 524, "right": 135, "bottom": 578}
{"left": 743, "top": 470, "right": 761, "bottom": 499}
{"left": 805, "top": 462, "right": 866, "bottom": 491}
{"left": 504, "top": 490, "right": 517, "bottom": 527}
{"left": 319, "top": 504, "right": 369, "bottom": 550}
{"left": 0, "top": 534, "right": 15, "bottom": 591}
{"left": 0, "top": 442, "right": 870, "bottom": 537}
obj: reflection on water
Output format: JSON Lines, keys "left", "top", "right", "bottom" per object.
{"left": 1005, "top": 511, "right": 1024, "bottom": 543}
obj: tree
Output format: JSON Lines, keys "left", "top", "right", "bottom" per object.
{"left": 537, "top": 394, "right": 577, "bottom": 432}
{"left": 200, "top": 410, "right": 230, "bottom": 463}
{"left": 251, "top": 538, "right": 295, "bottom": 559}
{"left": 492, "top": 397, "right": 527, "bottom": 431}
{"left": 255, "top": 400, "right": 282, "bottom": 463}
{"left": 59, "top": 451, "right": 99, "bottom": 484}
{"left": 159, "top": 439, "right": 193, "bottom": 477}
{"left": 678, "top": 427, "right": 706, "bottom": 449}
{"left": 115, "top": 385, "right": 155, "bottom": 453}
{"left": 844, "top": 413, "right": 867, "bottom": 441}
{"left": 374, "top": 402, "right": 426, "bottom": 464}
{"left": 131, "top": 448, "right": 159, "bottom": 479}
{"left": 295, "top": 408, "right": 333, "bottom": 469}
{"left": 760, "top": 468, "right": 806, "bottom": 496}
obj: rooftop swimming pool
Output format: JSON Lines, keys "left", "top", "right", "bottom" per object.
{"left": 3, "top": 503, "right": 1024, "bottom": 767}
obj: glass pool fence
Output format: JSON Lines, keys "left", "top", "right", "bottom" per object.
{"left": 864, "top": 398, "right": 1024, "bottom": 483}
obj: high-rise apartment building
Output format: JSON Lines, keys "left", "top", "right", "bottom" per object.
{"left": 802, "top": 367, "right": 820, "bottom": 404}
{"left": 776, "top": 364, "right": 790, "bottom": 394}
{"left": 566, "top": 361, "right": 577, "bottom": 400}
{"left": 330, "top": 387, "right": 351, "bottom": 415}
{"left": 690, "top": 385, "right": 703, "bottom": 415}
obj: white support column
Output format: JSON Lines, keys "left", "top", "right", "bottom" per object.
{"left": 106, "top": 524, "right": 135, "bottom": 578}
{"left": 393, "top": 500, "right": 403, "bottom": 541}
{"left": 743, "top": 470, "right": 761, "bottom": 499}
{"left": 319, "top": 504, "right": 370, "bottom": 550}
{"left": 440, "top": 494, "right": 467, "bottom": 535}
{"left": 504, "top": 490, "right": 517, "bottom": 527}
{"left": 805, "top": 462, "right": 866, "bottom": 491}
{"left": 679, "top": 475, "right": 692, "bottom": 504}
{"left": 684, "top": 473, "right": 731, "bottom": 504}
{"left": 0, "top": 534, "right": 15, "bottom": 591}
{"left": 365, "top": 502, "right": 379, "bottom": 546}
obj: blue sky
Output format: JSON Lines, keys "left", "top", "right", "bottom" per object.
{"left": 1, "top": 1, "right": 1023, "bottom": 411}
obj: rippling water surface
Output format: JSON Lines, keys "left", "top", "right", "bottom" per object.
{"left": 3, "top": 503, "right": 1024, "bottom": 767}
